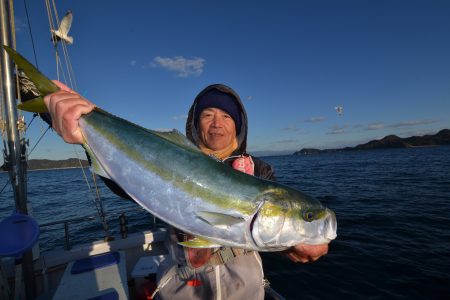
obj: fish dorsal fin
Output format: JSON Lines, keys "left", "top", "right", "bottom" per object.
{"left": 196, "top": 211, "right": 245, "bottom": 230}
{"left": 151, "top": 129, "right": 201, "bottom": 153}
{"left": 178, "top": 236, "right": 221, "bottom": 248}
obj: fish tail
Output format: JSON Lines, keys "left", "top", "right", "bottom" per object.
{"left": 2, "top": 45, "right": 58, "bottom": 113}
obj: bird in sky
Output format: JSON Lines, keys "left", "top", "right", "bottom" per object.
{"left": 335, "top": 106, "right": 343, "bottom": 116}
{"left": 51, "top": 10, "right": 74, "bottom": 45}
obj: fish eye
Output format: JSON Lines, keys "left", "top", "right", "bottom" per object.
{"left": 303, "top": 211, "right": 314, "bottom": 222}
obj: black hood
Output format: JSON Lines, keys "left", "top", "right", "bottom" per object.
{"left": 186, "top": 84, "right": 248, "bottom": 153}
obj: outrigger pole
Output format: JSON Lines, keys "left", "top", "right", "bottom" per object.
{"left": 0, "top": 0, "right": 36, "bottom": 298}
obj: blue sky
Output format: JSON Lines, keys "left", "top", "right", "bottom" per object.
{"left": 10, "top": 0, "right": 450, "bottom": 160}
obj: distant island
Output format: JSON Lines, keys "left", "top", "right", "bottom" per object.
{"left": 294, "top": 129, "right": 450, "bottom": 155}
{"left": 27, "top": 158, "right": 89, "bottom": 170}
{"left": 1, "top": 158, "right": 89, "bottom": 171}
{"left": 28, "top": 158, "right": 89, "bottom": 170}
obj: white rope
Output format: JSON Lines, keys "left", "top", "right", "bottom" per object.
{"left": 45, "top": 0, "right": 74, "bottom": 88}
{"left": 51, "top": 0, "right": 77, "bottom": 90}
{"left": 215, "top": 264, "right": 222, "bottom": 300}
{"left": 43, "top": 0, "right": 108, "bottom": 235}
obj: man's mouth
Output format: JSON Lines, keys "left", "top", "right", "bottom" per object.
{"left": 208, "top": 132, "right": 223, "bottom": 137}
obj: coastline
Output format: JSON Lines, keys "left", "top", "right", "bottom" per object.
{"left": 27, "top": 166, "right": 90, "bottom": 172}
{"left": 294, "top": 129, "right": 449, "bottom": 155}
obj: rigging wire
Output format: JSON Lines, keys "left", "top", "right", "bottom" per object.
{"left": 51, "top": 0, "right": 77, "bottom": 90}
{"left": 0, "top": 0, "right": 113, "bottom": 238}
{"left": 43, "top": 0, "right": 110, "bottom": 237}
{"left": 0, "top": 181, "right": 11, "bottom": 194}
{"left": 73, "top": 146, "right": 111, "bottom": 236}
{"left": 1, "top": 115, "right": 42, "bottom": 196}
{"left": 46, "top": 0, "right": 77, "bottom": 90}
{"left": 22, "top": 0, "right": 39, "bottom": 69}
{"left": 27, "top": 124, "right": 50, "bottom": 157}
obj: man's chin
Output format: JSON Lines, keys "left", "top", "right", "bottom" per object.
{"left": 206, "top": 141, "right": 228, "bottom": 151}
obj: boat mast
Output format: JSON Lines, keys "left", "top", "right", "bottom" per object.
{"left": 0, "top": 0, "right": 35, "bottom": 298}
{"left": 0, "top": 0, "right": 28, "bottom": 212}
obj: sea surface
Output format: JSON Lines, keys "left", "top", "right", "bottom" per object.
{"left": 1, "top": 146, "right": 449, "bottom": 299}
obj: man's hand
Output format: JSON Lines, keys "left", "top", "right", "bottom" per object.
{"left": 283, "top": 243, "right": 329, "bottom": 263}
{"left": 44, "top": 80, "right": 95, "bottom": 144}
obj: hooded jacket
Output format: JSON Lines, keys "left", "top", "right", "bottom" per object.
{"left": 186, "top": 84, "right": 276, "bottom": 181}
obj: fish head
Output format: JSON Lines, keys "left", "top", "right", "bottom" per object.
{"left": 251, "top": 187, "right": 337, "bottom": 251}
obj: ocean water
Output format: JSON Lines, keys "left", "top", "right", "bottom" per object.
{"left": 0, "top": 146, "right": 449, "bottom": 299}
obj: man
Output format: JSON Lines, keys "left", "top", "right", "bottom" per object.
{"left": 44, "top": 81, "right": 329, "bottom": 299}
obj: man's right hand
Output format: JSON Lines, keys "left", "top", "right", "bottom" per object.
{"left": 44, "top": 80, "right": 95, "bottom": 144}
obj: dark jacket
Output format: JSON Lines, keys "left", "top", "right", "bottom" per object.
{"left": 186, "top": 83, "right": 276, "bottom": 181}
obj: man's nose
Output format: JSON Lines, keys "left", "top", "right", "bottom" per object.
{"left": 211, "top": 115, "right": 222, "bottom": 127}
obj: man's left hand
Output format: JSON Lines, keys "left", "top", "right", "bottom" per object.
{"left": 283, "top": 243, "right": 329, "bottom": 263}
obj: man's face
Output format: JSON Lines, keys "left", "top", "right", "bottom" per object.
{"left": 199, "top": 107, "right": 237, "bottom": 151}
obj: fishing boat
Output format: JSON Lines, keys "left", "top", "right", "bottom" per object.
{"left": 0, "top": 1, "right": 287, "bottom": 299}
{"left": 0, "top": 3, "right": 168, "bottom": 299}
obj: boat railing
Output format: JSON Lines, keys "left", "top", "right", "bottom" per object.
{"left": 38, "top": 207, "right": 164, "bottom": 250}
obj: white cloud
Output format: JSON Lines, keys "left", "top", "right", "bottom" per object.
{"left": 388, "top": 119, "right": 436, "bottom": 128}
{"left": 152, "top": 56, "right": 205, "bottom": 77}
{"left": 305, "top": 116, "right": 325, "bottom": 123}
{"left": 171, "top": 115, "right": 188, "bottom": 121}
{"left": 281, "top": 126, "right": 299, "bottom": 132}
{"left": 155, "top": 128, "right": 175, "bottom": 132}
{"left": 130, "top": 60, "right": 137, "bottom": 66}
{"left": 275, "top": 139, "right": 298, "bottom": 145}
{"left": 365, "top": 122, "right": 384, "bottom": 130}
{"left": 280, "top": 126, "right": 308, "bottom": 134}
{"left": 14, "top": 16, "right": 27, "bottom": 33}
{"left": 397, "top": 129, "right": 438, "bottom": 137}
{"left": 327, "top": 125, "right": 348, "bottom": 135}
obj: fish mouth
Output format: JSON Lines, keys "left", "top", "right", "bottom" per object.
{"left": 298, "top": 208, "right": 337, "bottom": 246}
{"left": 323, "top": 208, "right": 337, "bottom": 241}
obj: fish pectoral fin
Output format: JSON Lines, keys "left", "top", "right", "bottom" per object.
{"left": 196, "top": 211, "right": 245, "bottom": 229}
{"left": 83, "top": 143, "right": 111, "bottom": 179}
{"left": 178, "top": 237, "right": 221, "bottom": 248}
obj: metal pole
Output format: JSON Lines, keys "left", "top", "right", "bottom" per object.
{"left": 0, "top": 0, "right": 35, "bottom": 298}
{"left": 64, "top": 222, "right": 71, "bottom": 250}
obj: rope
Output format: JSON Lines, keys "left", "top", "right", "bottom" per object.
{"left": 46, "top": 0, "right": 77, "bottom": 90}
{"left": 40, "top": 0, "right": 110, "bottom": 238}
{"left": 73, "top": 147, "right": 101, "bottom": 216}
{"left": 22, "top": 0, "right": 39, "bottom": 69}
{"left": 73, "top": 146, "right": 111, "bottom": 238}
{"left": 91, "top": 172, "right": 111, "bottom": 238}
{"left": 27, "top": 124, "right": 50, "bottom": 157}
{"left": 0, "top": 179, "right": 11, "bottom": 195}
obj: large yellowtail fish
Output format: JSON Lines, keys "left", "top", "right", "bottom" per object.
{"left": 4, "top": 45, "right": 337, "bottom": 251}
